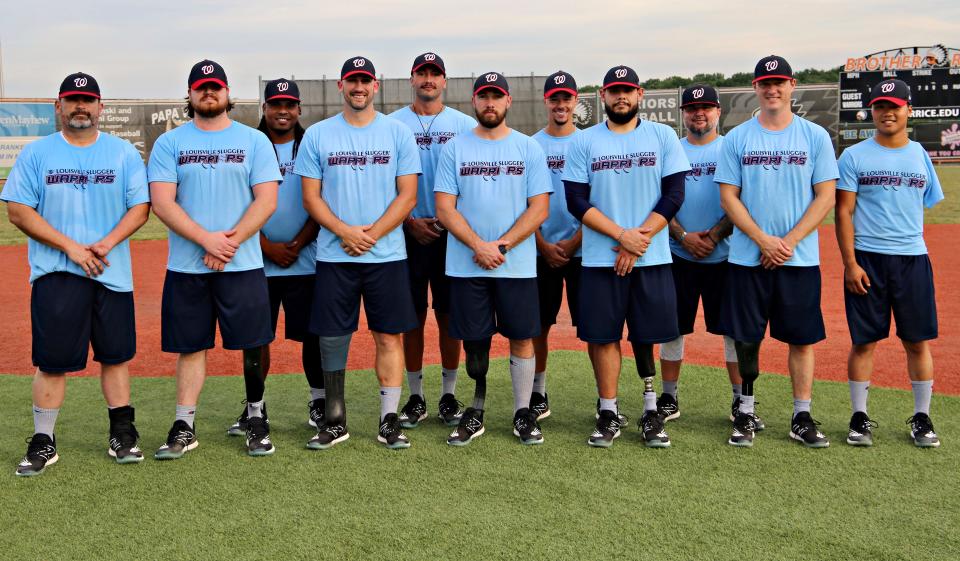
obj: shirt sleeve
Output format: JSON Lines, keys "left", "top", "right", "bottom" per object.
{"left": 433, "top": 139, "right": 460, "bottom": 196}
{"left": 395, "top": 124, "right": 423, "bottom": 177}
{"left": 561, "top": 132, "right": 589, "bottom": 183}
{"left": 811, "top": 126, "right": 840, "bottom": 184}
{"left": 836, "top": 149, "right": 859, "bottom": 193}
{"left": 294, "top": 127, "right": 323, "bottom": 180}
{"left": 249, "top": 131, "right": 284, "bottom": 186}
{"left": 525, "top": 139, "right": 553, "bottom": 198}
{"left": 123, "top": 143, "right": 150, "bottom": 208}
{"left": 146, "top": 132, "right": 178, "bottom": 183}
{"left": 460, "top": 112, "right": 478, "bottom": 132}
{"left": 659, "top": 127, "right": 692, "bottom": 177}
{"left": 713, "top": 129, "right": 742, "bottom": 187}
{"left": 0, "top": 143, "right": 40, "bottom": 207}
{"left": 922, "top": 149, "right": 945, "bottom": 209}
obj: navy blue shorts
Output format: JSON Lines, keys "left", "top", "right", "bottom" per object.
{"left": 537, "top": 256, "right": 581, "bottom": 327}
{"left": 577, "top": 265, "right": 678, "bottom": 345}
{"left": 722, "top": 264, "right": 825, "bottom": 345}
{"left": 449, "top": 277, "right": 541, "bottom": 341}
{"left": 844, "top": 250, "right": 938, "bottom": 345}
{"left": 161, "top": 269, "right": 274, "bottom": 353}
{"left": 310, "top": 260, "right": 418, "bottom": 336}
{"left": 405, "top": 230, "right": 451, "bottom": 314}
{"left": 31, "top": 273, "right": 136, "bottom": 373}
{"left": 671, "top": 256, "right": 727, "bottom": 336}
{"left": 268, "top": 274, "right": 315, "bottom": 342}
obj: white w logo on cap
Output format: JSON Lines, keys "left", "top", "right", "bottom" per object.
{"left": 486, "top": 73, "right": 498, "bottom": 82}
{"left": 353, "top": 58, "right": 365, "bottom": 67}
{"left": 74, "top": 77, "right": 88, "bottom": 87}
{"left": 881, "top": 82, "right": 895, "bottom": 93}
{"left": 554, "top": 75, "right": 566, "bottom": 85}
{"left": 765, "top": 60, "right": 779, "bottom": 72}
{"left": 424, "top": 53, "right": 436, "bottom": 61}
{"left": 614, "top": 68, "right": 627, "bottom": 79}
{"left": 277, "top": 81, "right": 289, "bottom": 92}
{"left": 693, "top": 87, "right": 704, "bottom": 98}
{"left": 202, "top": 65, "right": 214, "bottom": 75}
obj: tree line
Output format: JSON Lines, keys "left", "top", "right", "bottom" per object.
{"left": 578, "top": 67, "right": 843, "bottom": 92}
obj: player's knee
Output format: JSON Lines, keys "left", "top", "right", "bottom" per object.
{"left": 660, "top": 336, "right": 684, "bottom": 362}
{"left": 633, "top": 343, "right": 656, "bottom": 378}
{"left": 318, "top": 334, "right": 352, "bottom": 371}
{"left": 901, "top": 339, "right": 928, "bottom": 357}
{"left": 463, "top": 338, "right": 491, "bottom": 380}
{"left": 722, "top": 336, "right": 738, "bottom": 363}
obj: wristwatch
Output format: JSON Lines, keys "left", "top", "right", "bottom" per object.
{"left": 678, "top": 230, "right": 688, "bottom": 242}
{"left": 498, "top": 244, "right": 509, "bottom": 255}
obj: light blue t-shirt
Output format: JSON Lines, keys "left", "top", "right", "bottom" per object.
{"left": 261, "top": 140, "right": 317, "bottom": 276}
{"left": 389, "top": 105, "right": 477, "bottom": 218}
{"left": 562, "top": 120, "right": 691, "bottom": 268}
{"left": 434, "top": 129, "right": 553, "bottom": 278}
{"left": 533, "top": 128, "right": 582, "bottom": 258}
{"left": 670, "top": 136, "right": 729, "bottom": 264}
{"left": 147, "top": 121, "right": 282, "bottom": 274}
{"left": 1, "top": 132, "right": 149, "bottom": 292}
{"left": 837, "top": 138, "right": 944, "bottom": 255}
{"left": 295, "top": 112, "right": 422, "bottom": 263}
{"left": 714, "top": 115, "right": 839, "bottom": 267}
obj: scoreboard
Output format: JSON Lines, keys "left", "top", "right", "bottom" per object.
{"left": 839, "top": 67, "right": 960, "bottom": 122}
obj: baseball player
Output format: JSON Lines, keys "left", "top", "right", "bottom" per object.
{"left": 389, "top": 53, "right": 476, "bottom": 429}
{"left": 4, "top": 73, "right": 149, "bottom": 476}
{"left": 225, "top": 78, "right": 325, "bottom": 437}
{"left": 149, "top": 60, "right": 281, "bottom": 459}
{"left": 563, "top": 65, "right": 689, "bottom": 448}
{"left": 295, "top": 56, "right": 421, "bottom": 450}
{"left": 434, "top": 72, "right": 552, "bottom": 446}
{"left": 716, "top": 55, "right": 838, "bottom": 448}
{"left": 530, "top": 70, "right": 582, "bottom": 421}
{"left": 836, "top": 79, "right": 943, "bottom": 448}
{"left": 658, "top": 84, "right": 764, "bottom": 431}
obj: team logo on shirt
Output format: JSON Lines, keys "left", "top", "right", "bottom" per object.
{"left": 45, "top": 168, "right": 117, "bottom": 190}
{"left": 459, "top": 160, "right": 525, "bottom": 181}
{"left": 685, "top": 162, "right": 717, "bottom": 181}
{"left": 279, "top": 160, "right": 295, "bottom": 177}
{"left": 590, "top": 153, "right": 657, "bottom": 173}
{"left": 741, "top": 150, "right": 807, "bottom": 170}
{"left": 177, "top": 149, "right": 247, "bottom": 169}
{"left": 415, "top": 132, "right": 455, "bottom": 149}
{"left": 327, "top": 150, "right": 391, "bottom": 170}
{"left": 546, "top": 155, "right": 565, "bottom": 174}
{"left": 857, "top": 170, "right": 927, "bottom": 190}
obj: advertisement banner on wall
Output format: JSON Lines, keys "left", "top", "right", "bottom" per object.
{"left": 0, "top": 102, "right": 57, "bottom": 179}
{"left": 914, "top": 121, "right": 960, "bottom": 159}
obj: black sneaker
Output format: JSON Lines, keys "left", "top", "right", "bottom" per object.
{"left": 108, "top": 406, "right": 143, "bottom": 464}
{"left": 398, "top": 394, "right": 428, "bottom": 428}
{"left": 246, "top": 415, "right": 275, "bottom": 456}
{"left": 226, "top": 401, "right": 248, "bottom": 437}
{"left": 656, "top": 393, "right": 680, "bottom": 422}
{"left": 529, "top": 392, "right": 551, "bottom": 421}
{"left": 846, "top": 411, "right": 876, "bottom": 447}
{"left": 595, "top": 398, "right": 629, "bottom": 426}
{"left": 437, "top": 393, "right": 464, "bottom": 426}
{"left": 588, "top": 409, "right": 622, "bottom": 448}
{"left": 308, "top": 399, "right": 325, "bottom": 429}
{"left": 789, "top": 412, "right": 829, "bottom": 448}
{"left": 15, "top": 434, "right": 58, "bottom": 477}
{"left": 513, "top": 408, "right": 544, "bottom": 445}
{"left": 728, "top": 411, "right": 756, "bottom": 447}
{"left": 447, "top": 407, "right": 485, "bottom": 446}
{"left": 306, "top": 422, "right": 349, "bottom": 450}
{"left": 907, "top": 413, "right": 940, "bottom": 448}
{"left": 640, "top": 410, "right": 671, "bottom": 448}
{"left": 155, "top": 420, "right": 198, "bottom": 460}
{"left": 378, "top": 413, "right": 411, "bottom": 449}
{"left": 730, "top": 398, "right": 766, "bottom": 431}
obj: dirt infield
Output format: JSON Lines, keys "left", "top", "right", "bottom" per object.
{"left": 0, "top": 224, "right": 956, "bottom": 394}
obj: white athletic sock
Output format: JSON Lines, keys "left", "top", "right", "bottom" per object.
{"left": 380, "top": 386, "right": 402, "bottom": 421}
{"left": 793, "top": 398, "right": 811, "bottom": 417}
{"left": 533, "top": 371, "right": 546, "bottom": 395}
{"left": 849, "top": 381, "right": 869, "bottom": 414}
{"left": 738, "top": 395, "right": 755, "bottom": 415}
{"left": 175, "top": 404, "right": 196, "bottom": 428}
{"left": 32, "top": 406, "right": 59, "bottom": 438}
{"left": 310, "top": 387, "right": 326, "bottom": 401}
{"left": 662, "top": 380, "right": 678, "bottom": 398}
{"left": 911, "top": 380, "right": 933, "bottom": 415}
{"left": 510, "top": 355, "right": 535, "bottom": 413}
{"left": 247, "top": 400, "right": 264, "bottom": 419}
{"left": 406, "top": 370, "right": 424, "bottom": 398}
{"left": 599, "top": 397, "right": 618, "bottom": 413}
{"left": 731, "top": 384, "right": 742, "bottom": 403}
{"left": 643, "top": 388, "right": 657, "bottom": 412}
{"left": 441, "top": 368, "right": 458, "bottom": 396}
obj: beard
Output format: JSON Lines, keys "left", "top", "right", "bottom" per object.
{"left": 67, "top": 112, "right": 94, "bottom": 129}
{"left": 686, "top": 120, "right": 716, "bottom": 137}
{"left": 604, "top": 102, "right": 638, "bottom": 125}
{"left": 192, "top": 97, "right": 228, "bottom": 118}
{"left": 475, "top": 107, "right": 507, "bottom": 129}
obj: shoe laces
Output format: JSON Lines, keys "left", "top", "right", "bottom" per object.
{"left": 641, "top": 412, "right": 663, "bottom": 433}
{"left": 167, "top": 423, "right": 194, "bottom": 446}
{"left": 439, "top": 396, "right": 464, "bottom": 416}
{"left": 247, "top": 416, "right": 269, "bottom": 439}
{"left": 25, "top": 435, "right": 56, "bottom": 460}
{"left": 734, "top": 413, "right": 756, "bottom": 432}
{"left": 907, "top": 414, "right": 934, "bottom": 434}
{"left": 599, "top": 413, "right": 622, "bottom": 434}
{"left": 851, "top": 414, "right": 877, "bottom": 432}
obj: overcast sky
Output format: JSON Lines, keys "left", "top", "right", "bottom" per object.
{"left": 2, "top": 0, "right": 958, "bottom": 99}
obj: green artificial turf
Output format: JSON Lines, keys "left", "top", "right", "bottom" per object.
{"left": 1, "top": 351, "right": 957, "bottom": 560}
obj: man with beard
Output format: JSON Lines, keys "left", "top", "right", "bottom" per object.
{"left": 716, "top": 55, "right": 837, "bottom": 448}
{"left": 657, "top": 84, "right": 763, "bottom": 431}
{"left": 148, "top": 60, "right": 281, "bottom": 459}
{"left": 225, "top": 78, "right": 325, "bottom": 437}
{"left": 295, "top": 56, "right": 421, "bottom": 450}
{"left": 563, "top": 65, "right": 689, "bottom": 448}
{"left": 4, "top": 73, "right": 150, "bottom": 476}
{"left": 389, "top": 53, "right": 476, "bottom": 429}
{"left": 529, "top": 71, "right": 582, "bottom": 421}
{"left": 434, "top": 72, "right": 552, "bottom": 446}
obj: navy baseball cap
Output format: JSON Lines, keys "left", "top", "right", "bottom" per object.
{"left": 264, "top": 78, "right": 300, "bottom": 102}
{"left": 544, "top": 71, "right": 577, "bottom": 98}
{"left": 680, "top": 84, "right": 720, "bottom": 108}
{"left": 869, "top": 79, "right": 911, "bottom": 107}
{"left": 341, "top": 56, "right": 376, "bottom": 80}
{"left": 189, "top": 60, "right": 228, "bottom": 90}
{"left": 412, "top": 52, "right": 445, "bottom": 75}
{"left": 602, "top": 65, "right": 640, "bottom": 90}
{"left": 753, "top": 55, "right": 793, "bottom": 84}
{"left": 474, "top": 72, "right": 510, "bottom": 96}
{"left": 59, "top": 72, "right": 100, "bottom": 99}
